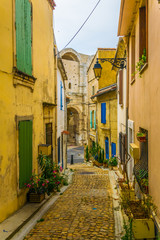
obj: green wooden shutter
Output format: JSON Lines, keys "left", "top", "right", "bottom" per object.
{"left": 16, "top": 0, "right": 32, "bottom": 75}
{"left": 90, "top": 110, "right": 92, "bottom": 128}
{"left": 19, "top": 120, "right": 32, "bottom": 188}
{"left": 16, "top": 0, "right": 25, "bottom": 72}
{"left": 94, "top": 110, "right": 96, "bottom": 129}
{"left": 24, "top": 0, "right": 32, "bottom": 75}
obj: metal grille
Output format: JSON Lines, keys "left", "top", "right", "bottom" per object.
{"left": 134, "top": 129, "right": 148, "bottom": 193}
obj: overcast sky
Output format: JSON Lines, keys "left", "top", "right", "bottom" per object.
{"left": 54, "top": 0, "right": 121, "bottom": 56}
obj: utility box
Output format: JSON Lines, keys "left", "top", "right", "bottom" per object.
{"left": 129, "top": 143, "right": 139, "bottom": 160}
{"left": 38, "top": 144, "right": 51, "bottom": 156}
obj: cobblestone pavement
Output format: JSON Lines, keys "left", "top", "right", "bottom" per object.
{"left": 24, "top": 164, "right": 115, "bottom": 240}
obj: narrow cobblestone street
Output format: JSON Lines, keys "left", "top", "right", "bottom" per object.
{"left": 24, "top": 164, "right": 115, "bottom": 240}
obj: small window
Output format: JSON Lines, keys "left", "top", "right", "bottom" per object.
{"left": 131, "top": 30, "right": 135, "bottom": 80}
{"left": 92, "top": 110, "right": 94, "bottom": 128}
{"left": 119, "top": 70, "right": 123, "bottom": 105}
{"left": 69, "top": 83, "right": 71, "bottom": 89}
{"left": 60, "top": 81, "right": 63, "bottom": 110}
{"left": 139, "top": 2, "right": 148, "bottom": 61}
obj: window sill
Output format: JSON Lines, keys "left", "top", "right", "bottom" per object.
{"left": 13, "top": 67, "right": 36, "bottom": 92}
{"left": 139, "top": 62, "right": 148, "bottom": 75}
{"left": 131, "top": 78, "right": 135, "bottom": 85}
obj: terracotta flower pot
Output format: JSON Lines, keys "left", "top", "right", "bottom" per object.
{"left": 27, "top": 192, "right": 45, "bottom": 203}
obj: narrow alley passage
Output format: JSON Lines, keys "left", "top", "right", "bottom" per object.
{"left": 67, "top": 146, "right": 84, "bottom": 164}
{"left": 24, "top": 164, "right": 115, "bottom": 240}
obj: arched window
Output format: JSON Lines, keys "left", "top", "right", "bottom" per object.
{"left": 69, "top": 83, "right": 71, "bottom": 89}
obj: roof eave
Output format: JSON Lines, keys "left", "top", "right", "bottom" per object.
{"left": 118, "top": 0, "right": 138, "bottom": 36}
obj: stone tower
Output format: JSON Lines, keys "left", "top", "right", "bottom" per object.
{"left": 60, "top": 48, "right": 93, "bottom": 146}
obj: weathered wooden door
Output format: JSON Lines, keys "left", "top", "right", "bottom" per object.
{"left": 105, "top": 137, "right": 109, "bottom": 159}
{"left": 111, "top": 142, "right": 116, "bottom": 157}
{"left": 19, "top": 120, "right": 32, "bottom": 188}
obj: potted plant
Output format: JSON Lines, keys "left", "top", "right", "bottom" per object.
{"left": 132, "top": 49, "right": 146, "bottom": 78}
{"left": 121, "top": 195, "right": 156, "bottom": 239}
{"left": 136, "top": 132, "right": 146, "bottom": 142}
{"left": 108, "top": 156, "right": 118, "bottom": 170}
{"left": 25, "top": 174, "right": 46, "bottom": 203}
{"left": 103, "top": 159, "right": 108, "bottom": 168}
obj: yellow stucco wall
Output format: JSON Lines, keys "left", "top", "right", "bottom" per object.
{"left": 87, "top": 49, "right": 117, "bottom": 157}
{"left": 97, "top": 92, "right": 117, "bottom": 158}
{"left": 97, "top": 49, "right": 117, "bottom": 158}
{"left": 0, "top": 0, "right": 56, "bottom": 222}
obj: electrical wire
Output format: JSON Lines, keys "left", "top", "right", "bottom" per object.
{"left": 61, "top": 0, "right": 102, "bottom": 51}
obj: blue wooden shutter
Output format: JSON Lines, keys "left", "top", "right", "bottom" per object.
{"left": 19, "top": 120, "right": 32, "bottom": 188}
{"left": 16, "top": 0, "right": 32, "bottom": 75}
{"left": 90, "top": 110, "right": 92, "bottom": 128}
{"left": 111, "top": 142, "right": 116, "bottom": 157}
{"left": 101, "top": 103, "right": 106, "bottom": 123}
{"left": 94, "top": 110, "right": 96, "bottom": 129}
{"left": 60, "top": 81, "right": 63, "bottom": 110}
{"left": 105, "top": 138, "right": 109, "bottom": 159}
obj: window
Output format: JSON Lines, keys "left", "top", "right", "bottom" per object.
{"left": 90, "top": 110, "right": 96, "bottom": 129}
{"left": 60, "top": 81, "right": 63, "bottom": 110}
{"left": 131, "top": 30, "right": 135, "bottom": 80}
{"left": 15, "top": 0, "right": 32, "bottom": 76}
{"left": 94, "top": 110, "right": 96, "bottom": 129}
{"left": 90, "top": 110, "right": 92, "bottom": 128}
{"left": 119, "top": 70, "right": 123, "bottom": 105}
{"left": 139, "top": 1, "right": 148, "bottom": 61}
{"left": 68, "top": 83, "right": 71, "bottom": 89}
{"left": 101, "top": 103, "right": 106, "bottom": 124}
{"left": 92, "top": 111, "right": 94, "bottom": 128}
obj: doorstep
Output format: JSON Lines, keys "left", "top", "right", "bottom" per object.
{"left": 0, "top": 171, "right": 73, "bottom": 240}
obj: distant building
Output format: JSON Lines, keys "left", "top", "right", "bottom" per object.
{"left": 60, "top": 48, "right": 93, "bottom": 146}
{"left": 87, "top": 48, "right": 118, "bottom": 159}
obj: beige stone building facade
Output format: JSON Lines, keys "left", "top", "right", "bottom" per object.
{"left": 60, "top": 48, "right": 93, "bottom": 146}
{"left": 118, "top": 0, "right": 160, "bottom": 231}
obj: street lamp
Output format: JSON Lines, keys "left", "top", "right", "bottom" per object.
{"left": 93, "top": 57, "right": 126, "bottom": 79}
{"left": 93, "top": 59, "right": 102, "bottom": 80}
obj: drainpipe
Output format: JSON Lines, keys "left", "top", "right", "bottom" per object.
{"left": 125, "top": 36, "right": 130, "bottom": 186}
{"left": 109, "top": 100, "right": 111, "bottom": 148}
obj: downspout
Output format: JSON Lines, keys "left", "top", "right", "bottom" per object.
{"left": 109, "top": 100, "right": 111, "bottom": 148}
{"left": 96, "top": 102, "right": 98, "bottom": 143}
{"left": 125, "top": 36, "right": 130, "bottom": 186}
{"left": 54, "top": 43, "right": 58, "bottom": 164}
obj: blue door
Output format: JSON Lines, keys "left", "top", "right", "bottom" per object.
{"left": 58, "top": 137, "right": 60, "bottom": 164}
{"left": 105, "top": 137, "right": 109, "bottom": 159}
{"left": 111, "top": 142, "right": 116, "bottom": 157}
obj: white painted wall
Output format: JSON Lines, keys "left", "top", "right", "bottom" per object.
{"left": 57, "top": 68, "right": 65, "bottom": 138}
{"left": 117, "top": 68, "right": 127, "bottom": 137}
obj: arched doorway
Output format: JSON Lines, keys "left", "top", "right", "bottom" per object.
{"left": 67, "top": 107, "right": 79, "bottom": 146}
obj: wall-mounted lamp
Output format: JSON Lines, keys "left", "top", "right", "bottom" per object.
{"left": 93, "top": 57, "right": 126, "bottom": 79}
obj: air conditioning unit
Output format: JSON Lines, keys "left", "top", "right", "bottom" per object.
{"left": 38, "top": 144, "right": 51, "bottom": 156}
